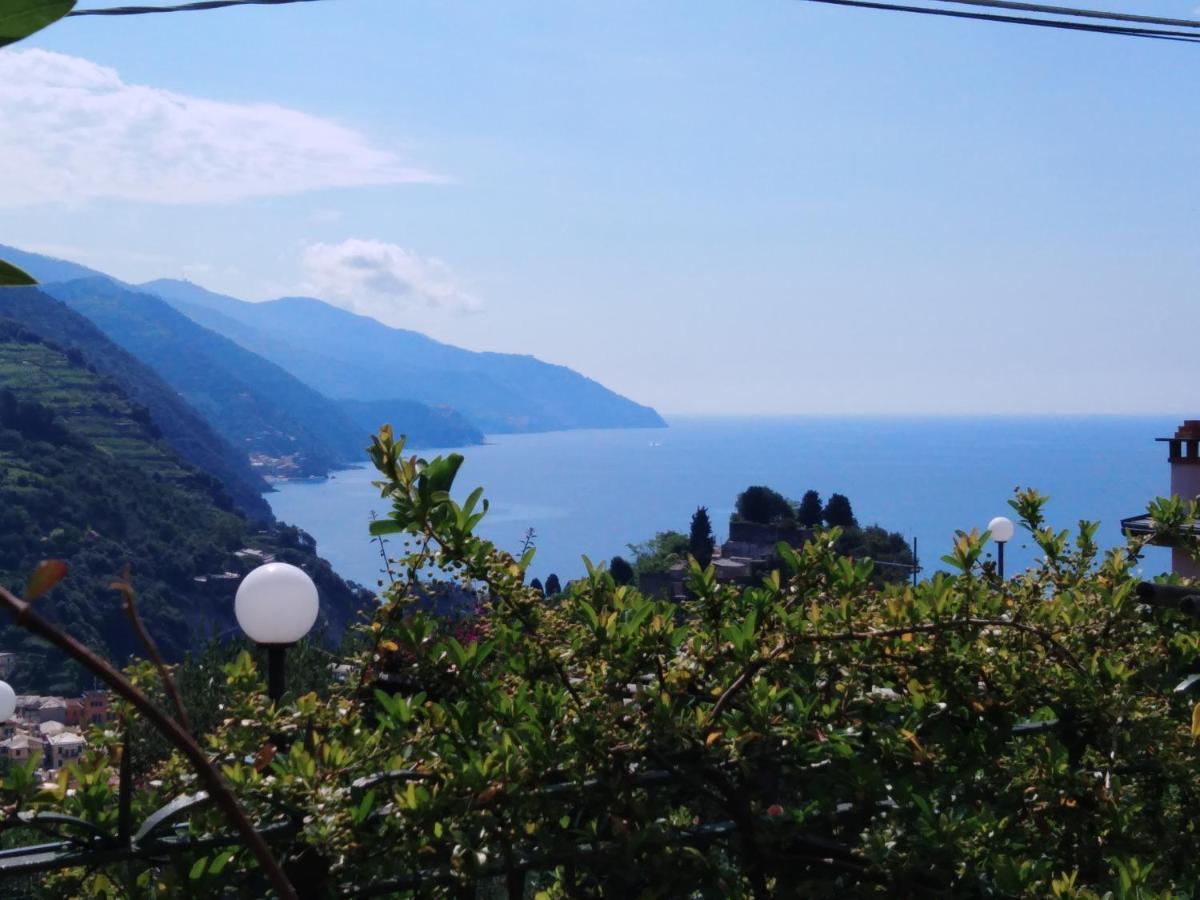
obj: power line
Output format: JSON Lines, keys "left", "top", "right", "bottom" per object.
{"left": 927, "top": 0, "right": 1200, "bottom": 31}
{"left": 66, "top": 0, "right": 1200, "bottom": 43}
{"left": 68, "top": 0, "right": 331, "bottom": 16}
{"left": 799, "top": 0, "right": 1200, "bottom": 42}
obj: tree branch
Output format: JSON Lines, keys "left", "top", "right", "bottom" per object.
{"left": 0, "top": 584, "right": 298, "bottom": 900}
{"left": 111, "top": 572, "right": 192, "bottom": 734}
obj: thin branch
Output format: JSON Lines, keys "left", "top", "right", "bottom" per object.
{"left": 0, "top": 583, "right": 298, "bottom": 900}
{"left": 706, "top": 643, "right": 786, "bottom": 725}
{"left": 111, "top": 571, "right": 192, "bottom": 734}
{"left": 368, "top": 511, "right": 396, "bottom": 586}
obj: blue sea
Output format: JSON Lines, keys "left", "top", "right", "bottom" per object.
{"left": 268, "top": 416, "right": 1179, "bottom": 591}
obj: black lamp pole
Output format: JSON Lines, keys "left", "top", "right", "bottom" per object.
{"left": 266, "top": 645, "right": 288, "bottom": 702}
{"left": 997, "top": 541, "right": 1006, "bottom": 581}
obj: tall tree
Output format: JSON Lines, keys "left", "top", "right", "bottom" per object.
{"left": 823, "top": 493, "right": 858, "bottom": 528}
{"left": 609, "top": 556, "right": 634, "bottom": 586}
{"left": 544, "top": 573, "right": 562, "bottom": 596}
{"left": 797, "top": 490, "right": 824, "bottom": 527}
{"left": 734, "top": 486, "right": 793, "bottom": 524}
{"left": 627, "top": 531, "right": 689, "bottom": 577}
{"left": 529, "top": 577, "right": 545, "bottom": 598}
{"left": 689, "top": 506, "right": 715, "bottom": 569}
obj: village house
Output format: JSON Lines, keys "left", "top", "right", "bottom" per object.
{"left": 0, "top": 733, "right": 44, "bottom": 767}
{"left": 44, "top": 732, "right": 87, "bottom": 770}
{"left": 0, "top": 689, "right": 109, "bottom": 776}
{"left": 82, "top": 690, "right": 110, "bottom": 726}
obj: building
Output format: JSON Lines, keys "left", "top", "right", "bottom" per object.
{"left": 0, "top": 734, "right": 44, "bottom": 766}
{"left": 43, "top": 732, "right": 86, "bottom": 770}
{"left": 1122, "top": 420, "right": 1200, "bottom": 577}
{"left": 36, "top": 698, "right": 68, "bottom": 725}
{"left": 0, "top": 689, "right": 107, "bottom": 775}
{"left": 81, "top": 690, "right": 110, "bottom": 726}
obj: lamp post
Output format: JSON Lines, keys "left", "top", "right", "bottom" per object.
{"left": 0, "top": 680, "right": 15, "bottom": 722}
{"left": 988, "top": 515, "right": 1015, "bottom": 580}
{"left": 235, "top": 563, "right": 319, "bottom": 702}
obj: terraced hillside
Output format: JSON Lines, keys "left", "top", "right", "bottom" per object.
{"left": 45, "top": 278, "right": 376, "bottom": 477}
{"left": 0, "top": 286, "right": 270, "bottom": 519}
{"left": 0, "top": 331, "right": 200, "bottom": 483}
{"left": 0, "top": 319, "right": 370, "bottom": 693}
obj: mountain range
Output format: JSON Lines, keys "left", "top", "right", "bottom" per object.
{"left": 143, "top": 278, "right": 667, "bottom": 436}
{"left": 0, "top": 290, "right": 369, "bottom": 691}
{"left": 0, "top": 244, "right": 665, "bottom": 481}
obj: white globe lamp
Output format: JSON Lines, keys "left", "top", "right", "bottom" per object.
{"left": 235, "top": 562, "right": 319, "bottom": 700}
{"left": 988, "top": 515, "right": 1015, "bottom": 579}
{"left": 0, "top": 680, "right": 15, "bottom": 722}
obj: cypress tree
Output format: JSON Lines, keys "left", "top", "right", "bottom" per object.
{"left": 610, "top": 556, "right": 634, "bottom": 586}
{"left": 689, "top": 506, "right": 715, "bottom": 569}
{"left": 797, "top": 490, "right": 824, "bottom": 527}
{"left": 823, "top": 493, "right": 857, "bottom": 528}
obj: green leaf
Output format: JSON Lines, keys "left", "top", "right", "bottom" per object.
{"left": 578, "top": 601, "right": 599, "bottom": 631}
{"left": 208, "top": 849, "right": 235, "bottom": 876}
{"left": 422, "top": 453, "right": 463, "bottom": 493}
{"left": 0, "top": 0, "right": 75, "bottom": 49}
{"left": 0, "top": 258, "right": 36, "bottom": 287}
{"left": 352, "top": 789, "right": 377, "bottom": 825}
{"left": 189, "top": 856, "right": 208, "bottom": 880}
{"left": 368, "top": 519, "right": 404, "bottom": 536}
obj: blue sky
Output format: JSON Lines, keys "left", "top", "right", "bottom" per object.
{"left": 2, "top": 0, "right": 1198, "bottom": 415}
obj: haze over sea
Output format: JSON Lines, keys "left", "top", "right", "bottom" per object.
{"left": 269, "top": 416, "right": 1179, "bottom": 590}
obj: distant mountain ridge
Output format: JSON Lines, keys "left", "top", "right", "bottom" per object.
{"left": 0, "top": 245, "right": 486, "bottom": 468}
{"left": 0, "top": 285, "right": 272, "bottom": 519}
{"left": 142, "top": 278, "right": 667, "bottom": 435}
{"left": 44, "top": 278, "right": 369, "bottom": 477}
{"left": 0, "top": 243, "right": 665, "bottom": 482}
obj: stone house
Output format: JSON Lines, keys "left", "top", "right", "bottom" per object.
{"left": 0, "top": 734, "right": 44, "bottom": 766}
{"left": 44, "top": 732, "right": 86, "bottom": 770}
{"left": 36, "top": 698, "right": 68, "bottom": 725}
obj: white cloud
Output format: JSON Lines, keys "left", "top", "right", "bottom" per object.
{"left": 300, "top": 238, "right": 482, "bottom": 319}
{"left": 0, "top": 49, "right": 440, "bottom": 207}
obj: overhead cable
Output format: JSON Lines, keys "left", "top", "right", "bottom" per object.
{"left": 799, "top": 0, "right": 1200, "bottom": 42}
{"left": 925, "top": 0, "right": 1200, "bottom": 30}
{"left": 67, "top": 0, "right": 1200, "bottom": 44}
{"left": 68, "top": 0, "right": 329, "bottom": 16}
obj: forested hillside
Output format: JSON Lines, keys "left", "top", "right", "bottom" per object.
{"left": 0, "top": 318, "right": 369, "bottom": 692}
{"left": 45, "top": 278, "right": 370, "bottom": 477}
{"left": 0, "top": 286, "right": 272, "bottom": 519}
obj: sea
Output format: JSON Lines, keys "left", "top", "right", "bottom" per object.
{"left": 267, "top": 416, "right": 1180, "bottom": 592}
